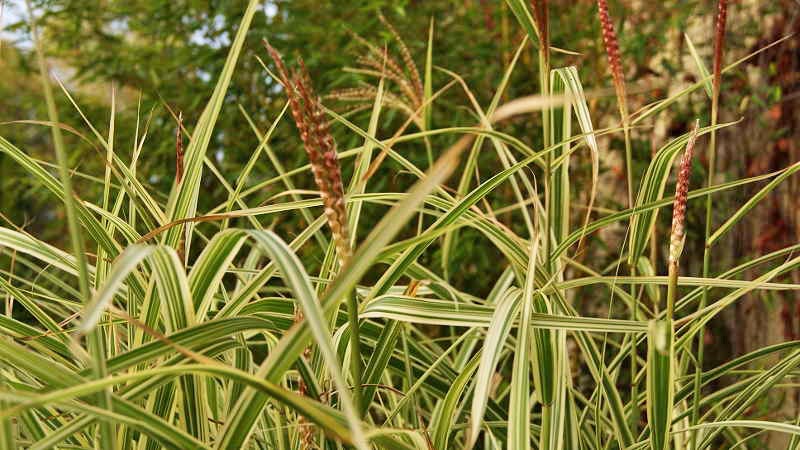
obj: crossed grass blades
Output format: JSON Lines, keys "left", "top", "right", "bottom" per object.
{"left": 1, "top": 0, "right": 800, "bottom": 449}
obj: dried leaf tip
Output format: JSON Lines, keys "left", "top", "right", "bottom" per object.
{"left": 175, "top": 111, "right": 184, "bottom": 184}
{"left": 597, "top": 0, "right": 628, "bottom": 121}
{"left": 264, "top": 40, "right": 351, "bottom": 264}
{"left": 529, "top": 0, "right": 549, "bottom": 51}
{"left": 668, "top": 120, "right": 700, "bottom": 266}
{"left": 712, "top": 0, "right": 728, "bottom": 98}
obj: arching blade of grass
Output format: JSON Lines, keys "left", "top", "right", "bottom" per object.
{"left": 360, "top": 295, "right": 648, "bottom": 333}
{"left": 430, "top": 354, "right": 480, "bottom": 449}
{"left": 508, "top": 280, "right": 533, "bottom": 450}
{"left": 383, "top": 328, "right": 477, "bottom": 426}
{"left": 25, "top": 6, "right": 115, "bottom": 442}
{"left": 467, "top": 288, "right": 523, "bottom": 448}
{"left": 221, "top": 103, "right": 290, "bottom": 231}
{"left": 549, "top": 66, "right": 599, "bottom": 248}
{"left": 246, "top": 230, "right": 369, "bottom": 450}
{"left": 0, "top": 365, "right": 360, "bottom": 447}
{"left": 0, "top": 137, "right": 122, "bottom": 257}
{"left": 187, "top": 229, "right": 248, "bottom": 317}
{"left": 685, "top": 33, "right": 713, "bottom": 99}
{"left": 707, "top": 161, "right": 800, "bottom": 246}
{"left": 555, "top": 141, "right": 782, "bottom": 259}
{"left": 443, "top": 36, "right": 527, "bottom": 279}
{"left": 78, "top": 244, "right": 154, "bottom": 333}
{"left": 632, "top": 35, "right": 791, "bottom": 124}
{"left": 676, "top": 254, "right": 800, "bottom": 347}
{"left": 0, "top": 338, "right": 206, "bottom": 450}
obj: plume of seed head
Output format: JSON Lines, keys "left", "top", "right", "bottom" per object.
{"left": 326, "top": 87, "right": 377, "bottom": 101}
{"left": 349, "top": 31, "right": 407, "bottom": 83}
{"left": 597, "top": 0, "right": 629, "bottom": 121}
{"left": 712, "top": 0, "right": 728, "bottom": 99}
{"left": 265, "top": 41, "right": 352, "bottom": 264}
{"left": 668, "top": 121, "right": 699, "bottom": 266}
{"left": 379, "top": 13, "right": 423, "bottom": 101}
{"left": 355, "top": 54, "right": 419, "bottom": 108}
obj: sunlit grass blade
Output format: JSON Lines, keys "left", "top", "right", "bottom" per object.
{"left": 467, "top": 288, "right": 522, "bottom": 448}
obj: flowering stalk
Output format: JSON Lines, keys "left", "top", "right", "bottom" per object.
{"left": 694, "top": 1, "right": 727, "bottom": 446}
{"left": 712, "top": 0, "right": 728, "bottom": 104}
{"left": 265, "top": 41, "right": 362, "bottom": 430}
{"left": 378, "top": 13, "right": 423, "bottom": 103}
{"left": 647, "top": 121, "right": 698, "bottom": 450}
{"left": 265, "top": 42, "right": 352, "bottom": 265}
{"left": 597, "top": 0, "right": 638, "bottom": 429}
{"left": 667, "top": 121, "right": 699, "bottom": 318}
{"left": 597, "top": 0, "right": 628, "bottom": 123}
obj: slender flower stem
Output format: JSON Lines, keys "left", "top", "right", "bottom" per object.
{"left": 692, "top": 2, "right": 727, "bottom": 447}
{"left": 266, "top": 40, "right": 361, "bottom": 430}
{"left": 597, "top": 0, "right": 640, "bottom": 428}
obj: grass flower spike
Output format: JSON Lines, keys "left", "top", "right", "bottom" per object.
{"left": 668, "top": 120, "right": 699, "bottom": 312}
{"left": 668, "top": 121, "right": 699, "bottom": 268}
{"left": 597, "top": 0, "right": 628, "bottom": 121}
{"left": 265, "top": 40, "right": 351, "bottom": 264}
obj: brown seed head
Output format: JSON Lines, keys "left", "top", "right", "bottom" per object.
{"left": 597, "top": 0, "right": 628, "bottom": 121}
{"left": 668, "top": 120, "right": 699, "bottom": 266}
{"left": 265, "top": 41, "right": 351, "bottom": 264}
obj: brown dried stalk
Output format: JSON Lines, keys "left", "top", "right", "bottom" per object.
{"left": 265, "top": 43, "right": 355, "bottom": 445}
{"left": 175, "top": 111, "right": 184, "bottom": 184}
{"left": 530, "top": 0, "right": 549, "bottom": 59}
{"left": 712, "top": 0, "right": 728, "bottom": 100}
{"left": 264, "top": 40, "right": 351, "bottom": 264}
{"left": 597, "top": 0, "right": 628, "bottom": 121}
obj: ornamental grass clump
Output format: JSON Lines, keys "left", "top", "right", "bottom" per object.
{"left": 3, "top": 2, "right": 800, "bottom": 450}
